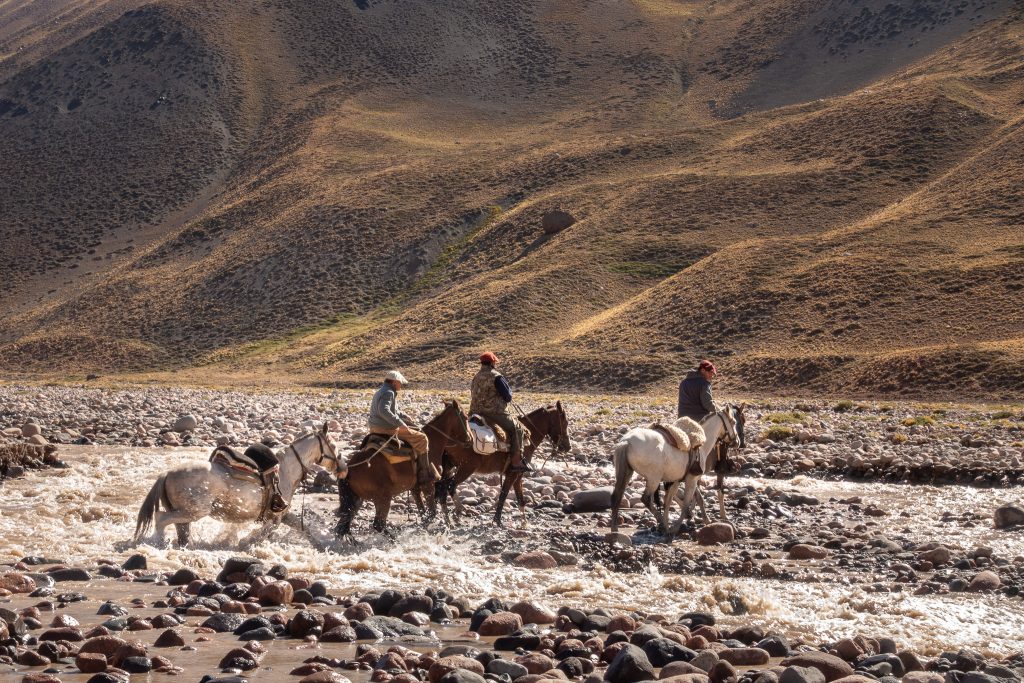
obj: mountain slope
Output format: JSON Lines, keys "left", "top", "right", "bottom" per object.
{"left": 0, "top": 0, "right": 1022, "bottom": 398}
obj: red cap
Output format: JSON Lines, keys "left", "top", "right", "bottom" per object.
{"left": 699, "top": 360, "right": 717, "bottom": 375}
{"left": 480, "top": 352, "right": 499, "bottom": 365}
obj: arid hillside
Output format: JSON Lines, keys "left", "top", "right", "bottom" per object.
{"left": 1, "top": 0, "right": 1022, "bottom": 398}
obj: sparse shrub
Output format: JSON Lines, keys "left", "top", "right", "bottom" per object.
{"left": 767, "top": 411, "right": 804, "bottom": 424}
{"left": 765, "top": 425, "right": 795, "bottom": 441}
{"left": 991, "top": 410, "right": 1016, "bottom": 420}
{"left": 878, "top": 404, "right": 894, "bottom": 413}
{"left": 595, "top": 407, "right": 612, "bottom": 416}
{"left": 902, "top": 415, "right": 936, "bottom": 427}
{"left": 889, "top": 432, "right": 909, "bottom": 444}
{"left": 833, "top": 400, "right": 855, "bottom": 412}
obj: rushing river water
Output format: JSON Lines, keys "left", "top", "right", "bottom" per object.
{"left": 2, "top": 447, "right": 1023, "bottom": 659}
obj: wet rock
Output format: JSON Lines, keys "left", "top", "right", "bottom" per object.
{"left": 111, "top": 640, "right": 148, "bottom": 668}
{"left": 494, "top": 633, "right": 541, "bottom": 651}
{"left": 202, "top": 614, "right": 245, "bottom": 633}
{"left": 387, "top": 594, "right": 432, "bottom": 617}
{"left": 219, "top": 646, "right": 261, "bottom": 670}
{"left": 321, "top": 625, "right": 357, "bottom": 642}
{"left": 428, "top": 655, "right": 485, "bottom": 683}
{"left": 238, "top": 627, "right": 276, "bottom": 641}
{"left": 290, "top": 609, "right": 325, "bottom": 638}
{"left": 509, "top": 601, "right": 556, "bottom": 625}
{"left": 300, "top": 672, "right": 351, "bottom": 683}
{"left": 719, "top": 648, "right": 770, "bottom": 666}
{"left": 121, "top": 555, "right": 147, "bottom": 571}
{"left": 691, "top": 652, "right": 720, "bottom": 673}
{"left": 439, "top": 670, "right": 486, "bottom": 683}
{"left": 834, "top": 639, "right": 864, "bottom": 661}
{"left": 167, "top": 568, "right": 200, "bottom": 586}
{"left": 967, "top": 571, "right": 1000, "bottom": 592}
{"left": 710, "top": 660, "right": 738, "bottom": 683}
{"left": 76, "top": 651, "right": 108, "bottom": 673}
{"left": 258, "top": 580, "right": 294, "bottom": 606}
{"left": 643, "top": 638, "right": 697, "bottom": 666}
{"left": 660, "top": 675, "right": 711, "bottom": 683}
{"left": 994, "top": 505, "right": 1024, "bottom": 529}
{"left": 605, "top": 643, "right": 655, "bottom": 683}
{"left": 511, "top": 552, "right": 557, "bottom": 569}
{"left": 216, "top": 557, "right": 263, "bottom": 584}
{"left": 780, "top": 667, "right": 827, "bottom": 683}
{"left": 487, "top": 659, "right": 528, "bottom": 679}
{"left": 120, "top": 656, "right": 152, "bottom": 673}
{"left": 362, "top": 615, "right": 427, "bottom": 637}
{"left": 79, "top": 636, "right": 127, "bottom": 657}
{"left": 153, "top": 629, "right": 185, "bottom": 647}
{"left": 660, "top": 662, "right": 708, "bottom": 679}
{"left": 21, "top": 674, "right": 63, "bottom": 683}
{"left": 48, "top": 567, "right": 92, "bottom": 582}
{"left": 696, "top": 524, "right": 735, "bottom": 545}
{"left": 0, "top": 573, "right": 36, "bottom": 594}
{"left": 517, "top": 654, "right": 555, "bottom": 675}
{"left": 173, "top": 415, "right": 198, "bottom": 432}
{"left": 478, "top": 612, "right": 522, "bottom": 636}
{"left": 344, "top": 603, "right": 374, "bottom": 621}
{"left": 781, "top": 653, "right": 853, "bottom": 682}
{"left": 18, "top": 649, "right": 51, "bottom": 666}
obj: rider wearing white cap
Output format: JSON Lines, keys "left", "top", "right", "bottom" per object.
{"left": 368, "top": 370, "right": 436, "bottom": 486}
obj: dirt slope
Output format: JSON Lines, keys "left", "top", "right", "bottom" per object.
{"left": 0, "top": 0, "right": 1022, "bottom": 398}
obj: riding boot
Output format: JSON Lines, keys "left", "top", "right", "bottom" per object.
{"left": 508, "top": 449, "right": 532, "bottom": 473}
{"left": 416, "top": 452, "right": 439, "bottom": 486}
{"left": 263, "top": 466, "right": 288, "bottom": 513}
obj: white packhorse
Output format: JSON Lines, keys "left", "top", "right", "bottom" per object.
{"left": 610, "top": 405, "right": 746, "bottom": 537}
{"left": 134, "top": 425, "right": 339, "bottom": 547}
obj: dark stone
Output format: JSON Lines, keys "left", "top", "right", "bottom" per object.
{"left": 122, "top": 555, "right": 147, "bottom": 571}
{"left": 440, "top": 670, "right": 487, "bottom": 683}
{"left": 197, "top": 581, "right": 225, "bottom": 598}
{"left": 373, "top": 589, "right": 404, "bottom": 615}
{"left": 167, "top": 568, "right": 200, "bottom": 586}
{"left": 860, "top": 655, "right": 905, "bottom": 677}
{"left": 605, "top": 644, "right": 655, "bottom": 683}
{"left": 216, "top": 557, "right": 262, "bottom": 584}
{"left": 389, "top": 594, "right": 434, "bottom": 617}
{"left": 780, "top": 667, "right": 826, "bottom": 683}
{"left": 293, "top": 589, "right": 314, "bottom": 605}
{"left": 470, "top": 609, "right": 493, "bottom": 633}
{"left": 121, "top": 656, "right": 153, "bottom": 673}
{"left": 288, "top": 610, "right": 325, "bottom": 638}
{"left": 756, "top": 636, "right": 791, "bottom": 658}
{"left": 362, "top": 615, "right": 426, "bottom": 637}
{"left": 629, "top": 625, "right": 663, "bottom": 647}
{"left": 202, "top": 614, "right": 244, "bottom": 633}
{"left": 494, "top": 634, "right": 542, "bottom": 651}
{"left": 97, "top": 602, "right": 128, "bottom": 617}
{"left": 48, "top": 568, "right": 92, "bottom": 582}
{"left": 354, "top": 622, "right": 385, "bottom": 641}
{"left": 232, "top": 617, "right": 272, "bottom": 636}
{"left": 237, "top": 627, "right": 276, "bottom": 641}
{"left": 321, "top": 625, "right": 356, "bottom": 642}
{"left": 642, "top": 638, "right": 697, "bottom": 666}
{"left": 154, "top": 629, "right": 185, "bottom": 647}
{"left": 96, "top": 565, "right": 125, "bottom": 579}
{"left": 679, "top": 612, "right": 716, "bottom": 627}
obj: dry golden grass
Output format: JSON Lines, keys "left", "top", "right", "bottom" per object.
{"left": 0, "top": 0, "right": 1022, "bottom": 399}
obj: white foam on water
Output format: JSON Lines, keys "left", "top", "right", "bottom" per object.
{"left": 2, "top": 447, "right": 1023, "bottom": 657}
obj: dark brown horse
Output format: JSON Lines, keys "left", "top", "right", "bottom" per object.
{"left": 334, "top": 400, "right": 471, "bottom": 541}
{"left": 433, "top": 400, "right": 571, "bottom": 526}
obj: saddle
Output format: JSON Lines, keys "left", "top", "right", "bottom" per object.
{"left": 211, "top": 446, "right": 262, "bottom": 480}
{"left": 360, "top": 433, "right": 416, "bottom": 465}
{"left": 650, "top": 423, "right": 704, "bottom": 476}
{"left": 467, "top": 415, "right": 531, "bottom": 456}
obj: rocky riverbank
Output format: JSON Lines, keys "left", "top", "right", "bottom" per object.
{"left": 1, "top": 554, "right": 1023, "bottom": 683}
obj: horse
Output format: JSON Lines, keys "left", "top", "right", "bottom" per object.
{"left": 334, "top": 399, "right": 471, "bottom": 541}
{"left": 433, "top": 400, "right": 571, "bottom": 527}
{"left": 610, "top": 405, "right": 745, "bottom": 538}
{"left": 134, "top": 425, "right": 340, "bottom": 547}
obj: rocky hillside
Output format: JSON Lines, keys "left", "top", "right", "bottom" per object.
{"left": 0, "top": 0, "right": 1022, "bottom": 398}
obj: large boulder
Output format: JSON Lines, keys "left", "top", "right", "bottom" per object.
{"left": 512, "top": 552, "right": 557, "bottom": 569}
{"left": 569, "top": 487, "right": 614, "bottom": 513}
{"left": 696, "top": 523, "right": 734, "bottom": 545}
{"left": 477, "top": 612, "right": 522, "bottom": 636}
{"left": 172, "top": 415, "right": 199, "bottom": 432}
{"left": 780, "top": 667, "right": 827, "bottom": 683}
{"left": 541, "top": 210, "right": 577, "bottom": 235}
{"left": 994, "top": 504, "right": 1024, "bottom": 529}
{"left": 968, "top": 570, "right": 1001, "bottom": 592}
{"left": 605, "top": 643, "right": 655, "bottom": 683}
{"left": 509, "top": 601, "right": 556, "bottom": 625}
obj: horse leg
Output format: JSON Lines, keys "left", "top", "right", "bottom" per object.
{"left": 335, "top": 479, "right": 362, "bottom": 540}
{"left": 640, "top": 480, "right": 665, "bottom": 533}
{"left": 676, "top": 475, "right": 701, "bottom": 530}
{"left": 664, "top": 481, "right": 685, "bottom": 536}
{"left": 175, "top": 523, "right": 191, "bottom": 548}
{"left": 154, "top": 509, "right": 195, "bottom": 548}
{"left": 716, "top": 472, "right": 727, "bottom": 521}
{"left": 513, "top": 475, "right": 528, "bottom": 527}
{"left": 372, "top": 497, "right": 393, "bottom": 537}
{"left": 494, "top": 475, "right": 513, "bottom": 527}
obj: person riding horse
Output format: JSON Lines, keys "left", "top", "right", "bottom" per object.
{"left": 368, "top": 370, "right": 438, "bottom": 487}
{"left": 470, "top": 352, "right": 530, "bottom": 473}
{"left": 677, "top": 359, "right": 719, "bottom": 475}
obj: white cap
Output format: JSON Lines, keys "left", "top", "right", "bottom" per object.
{"left": 385, "top": 370, "right": 408, "bottom": 384}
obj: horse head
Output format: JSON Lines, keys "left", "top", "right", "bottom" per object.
{"left": 553, "top": 401, "right": 571, "bottom": 452}
{"left": 719, "top": 404, "right": 746, "bottom": 450}
{"left": 437, "top": 398, "right": 472, "bottom": 447}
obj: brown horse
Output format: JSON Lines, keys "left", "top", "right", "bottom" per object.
{"left": 334, "top": 400, "right": 471, "bottom": 541}
{"left": 433, "top": 400, "right": 571, "bottom": 527}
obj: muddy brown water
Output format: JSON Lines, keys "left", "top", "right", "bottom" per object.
{"left": 2, "top": 447, "right": 1023, "bottom": 682}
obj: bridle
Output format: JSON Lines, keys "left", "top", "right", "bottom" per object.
{"left": 286, "top": 430, "right": 339, "bottom": 481}
{"left": 425, "top": 401, "right": 473, "bottom": 448}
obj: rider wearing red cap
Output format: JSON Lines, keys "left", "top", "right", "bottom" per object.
{"left": 470, "top": 352, "right": 529, "bottom": 473}
{"left": 678, "top": 359, "right": 719, "bottom": 422}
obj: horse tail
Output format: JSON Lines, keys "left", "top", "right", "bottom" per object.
{"left": 134, "top": 473, "right": 167, "bottom": 542}
{"left": 611, "top": 441, "right": 632, "bottom": 504}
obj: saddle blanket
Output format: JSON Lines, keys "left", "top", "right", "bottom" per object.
{"left": 650, "top": 423, "right": 691, "bottom": 452}
{"left": 468, "top": 415, "right": 511, "bottom": 455}
{"left": 362, "top": 433, "right": 416, "bottom": 465}
{"left": 210, "top": 446, "right": 261, "bottom": 481}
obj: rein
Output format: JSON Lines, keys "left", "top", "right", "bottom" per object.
{"left": 286, "top": 431, "right": 337, "bottom": 530}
